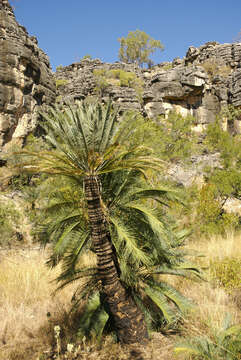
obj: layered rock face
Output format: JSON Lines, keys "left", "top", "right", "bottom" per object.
{"left": 55, "top": 60, "right": 144, "bottom": 112}
{"left": 57, "top": 42, "right": 241, "bottom": 134}
{"left": 0, "top": 0, "right": 55, "bottom": 149}
{"left": 1, "top": 0, "right": 241, "bottom": 153}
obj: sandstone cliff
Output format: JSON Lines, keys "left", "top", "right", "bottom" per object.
{"left": 0, "top": 0, "right": 56, "bottom": 149}
{"left": 1, "top": 0, "right": 241, "bottom": 153}
{"left": 56, "top": 41, "right": 241, "bottom": 135}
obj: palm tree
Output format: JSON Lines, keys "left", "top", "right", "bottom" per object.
{"left": 18, "top": 101, "right": 164, "bottom": 343}
{"left": 36, "top": 170, "right": 200, "bottom": 342}
{"left": 17, "top": 101, "right": 200, "bottom": 343}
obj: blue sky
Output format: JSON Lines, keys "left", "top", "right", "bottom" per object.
{"left": 9, "top": 0, "right": 241, "bottom": 71}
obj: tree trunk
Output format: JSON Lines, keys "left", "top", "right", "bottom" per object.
{"left": 84, "top": 175, "right": 148, "bottom": 344}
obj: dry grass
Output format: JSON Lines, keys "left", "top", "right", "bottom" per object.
{"left": 0, "top": 232, "right": 240, "bottom": 359}
{"left": 0, "top": 249, "right": 79, "bottom": 359}
{"left": 167, "top": 232, "right": 241, "bottom": 338}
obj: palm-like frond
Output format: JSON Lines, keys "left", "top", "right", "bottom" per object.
{"left": 12, "top": 101, "right": 165, "bottom": 180}
{"left": 76, "top": 292, "right": 109, "bottom": 342}
{"left": 174, "top": 315, "right": 241, "bottom": 360}
{"left": 10, "top": 101, "right": 201, "bottom": 340}
{"left": 144, "top": 285, "right": 176, "bottom": 323}
{"left": 110, "top": 215, "right": 151, "bottom": 268}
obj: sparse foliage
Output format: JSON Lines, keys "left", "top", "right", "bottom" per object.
{"left": 93, "top": 68, "right": 144, "bottom": 101}
{"left": 81, "top": 54, "right": 92, "bottom": 60}
{"left": 118, "top": 30, "right": 164, "bottom": 67}
{"left": 56, "top": 79, "right": 68, "bottom": 89}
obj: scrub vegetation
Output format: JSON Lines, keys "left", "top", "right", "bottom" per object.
{"left": 0, "top": 101, "right": 240, "bottom": 359}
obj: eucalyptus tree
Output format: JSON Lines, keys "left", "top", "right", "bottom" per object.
{"left": 118, "top": 30, "right": 164, "bottom": 67}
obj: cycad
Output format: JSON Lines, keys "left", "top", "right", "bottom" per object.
{"left": 15, "top": 100, "right": 199, "bottom": 343}
{"left": 174, "top": 314, "right": 241, "bottom": 359}
{"left": 37, "top": 166, "right": 200, "bottom": 341}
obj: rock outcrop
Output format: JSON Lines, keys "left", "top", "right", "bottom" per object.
{"left": 56, "top": 42, "right": 241, "bottom": 134}
{"left": 55, "top": 60, "right": 144, "bottom": 112}
{"left": 0, "top": 0, "right": 55, "bottom": 149}
{"left": 1, "top": 0, "right": 241, "bottom": 152}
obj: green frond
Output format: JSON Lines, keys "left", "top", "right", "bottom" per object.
{"left": 55, "top": 267, "right": 99, "bottom": 295}
{"left": 144, "top": 285, "right": 176, "bottom": 323}
{"left": 174, "top": 316, "right": 241, "bottom": 360}
{"left": 130, "top": 187, "right": 185, "bottom": 206}
{"left": 90, "top": 306, "right": 109, "bottom": 342}
{"left": 156, "top": 281, "right": 193, "bottom": 313}
{"left": 76, "top": 292, "right": 100, "bottom": 336}
{"left": 110, "top": 215, "right": 151, "bottom": 268}
{"left": 150, "top": 263, "right": 203, "bottom": 280}
{"left": 98, "top": 100, "right": 119, "bottom": 152}
{"left": 126, "top": 202, "right": 168, "bottom": 243}
{"left": 53, "top": 221, "right": 81, "bottom": 256}
{"left": 132, "top": 292, "right": 156, "bottom": 329}
{"left": 76, "top": 292, "right": 109, "bottom": 341}
{"left": 57, "top": 231, "right": 91, "bottom": 272}
{"left": 174, "top": 341, "right": 202, "bottom": 356}
{"left": 221, "top": 324, "right": 241, "bottom": 338}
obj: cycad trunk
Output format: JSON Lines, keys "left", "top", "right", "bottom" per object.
{"left": 84, "top": 175, "right": 148, "bottom": 344}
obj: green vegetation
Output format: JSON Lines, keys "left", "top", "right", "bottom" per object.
{"left": 81, "top": 54, "right": 92, "bottom": 60}
{"left": 127, "top": 111, "right": 198, "bottom": 162}
{"left": 175, "top": 314, "right": 241, "bottom": 360}
{"left": 118, "top": 29, "right": 164, "bottom": 67}
{"left": 204, "top": 113, "right": 241, "bottom": 168}
{"left": 56, "top": 65, "right": 64, "bottom": 71}
{"left": 55, "top": 78, "right": 68, "bottom": 89}
{"left": 93, "top": 68, "right": 143, "bottom": 101}
{"left": 158, "top": 112, "right": 198, "bottom": 161}
{"left": 183, "top": 106, "right": 241, "bottom": 237}
{"left": 0, "top": 201, "right": 20, "bottom": 246}
{"left": 12, "top": 101, "right": 201, "bottom": 344}
{"left": 210, "top": 257, "right": 241, "bottom": 294}
{"left": 162, "top": 62, "right": 173, "bottom": 71}
{"left": 2, "top": 91, "right": 241, "bottom": 357}
{"left": 200, "top": 61, "right": 232, "bottom": 80}
{"left": 193, "top": 184, "right": 239, "bottom": 235}
{"left": 92, "top": 69, "right": 109, "bottom": 96}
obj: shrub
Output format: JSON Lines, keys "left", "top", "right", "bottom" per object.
{"left": 93, "top": 68, "right": 144, "bottom": 101}
{"left": 196, "top": 184, "right": 222, "bottom": 235}
{"left": 93, "top": 69, "right": 109, "bottom": 96}
{"left": 175, "top": 314, "right": 241, "bottom": 360}
{"left": 55, "top": 79, "right": 68, "bottom": 89}
{"left": 121, "top": 111, "right": 198, "bottom": 162}
{"left": 56, "top": 65, "right": 63, "bottom": 71}
{"left": 0, "top": 202, "right": 21, "bottom": 246}
{"left": 201, "top": 61, "right": 231, "bottom": 80}
{"left": 158, "top": 111, "right": 198, "bottom": 161}
{"left": 194, "top": 183, "right": 240, "bottom": 236}
{"left": 210, "top": 257, "right": 241, "bottom": 294}
{"left": 81, "top": 54, "right": 92, "bottom": 60}
{"left": 208, "top": 168, "right": 241, "bottom": 201}
{"left": 205, "top": 115, "right": 241, "bottom": 168}
{"left": 162, "top": 63, "right": 173, "bottom": 71}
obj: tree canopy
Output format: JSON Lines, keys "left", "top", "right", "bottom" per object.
{"left": 118, "top": 29, "right": 164, "bottom": 67}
